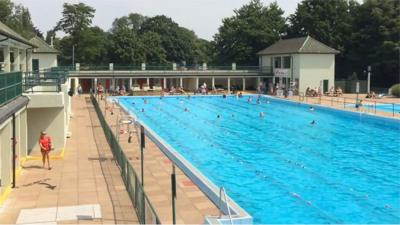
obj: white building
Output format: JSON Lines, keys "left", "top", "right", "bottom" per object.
{"left": 257, "top": 36, "right": 339, "bottom": 94}
{"left": 29, "top": 36, "right": 59, "bottom": 71}
{"left": 0, "top": 21, "right": 35, "bottom": 194}
{"left": 0, "top": 22, "right": 70, "bottom": 196}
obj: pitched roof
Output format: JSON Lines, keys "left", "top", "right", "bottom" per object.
{"left": 30, "top": 36, "right": 60, "bottom": 54}
{"left": 0, "top": 20, "right": 36, "bottom": 47}
{"left": 257, "top": 36, "right": 339, "bottom": 55}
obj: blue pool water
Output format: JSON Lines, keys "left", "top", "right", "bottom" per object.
{"left": 117, "top": 95, "right": 400, "bottom": 224}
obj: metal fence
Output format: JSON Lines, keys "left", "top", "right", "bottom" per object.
{"left": 90, "top": 94, "right": 161, "bottom": 224}
{"left": 0, "top": 71, "right": 22, "bottom": 105}
{"left": 297, "top": 93, "right": 400, "bottom": 117}
{"left": 23, "top": 71, "right": 67, "bottom": 93}
{"left": 67, "top": 64, "right": 270, "bottom": 72}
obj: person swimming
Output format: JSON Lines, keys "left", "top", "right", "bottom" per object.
{"left": 223, "top": 94, "right": 227, "bottom": 98}
{"left": 217, "top": 115, "right": 221, "bottom": 118}
{"left": 259, "top": 112, "right": 265, "bottom": 118}
{"left": 310, "top": 120, "right": 316, "bottom": 125}
{"left": 144, "top": 99, "right": 148, "bottom": 104}
{"left": 247, "top": 97, "right": 252, "bottom": 102}
{"left": 238, "top": 92, "right": 243, "bottom": 98}
{"left": 184, "top": 108, "right": 188, "bottom": 112}
{"left": 141, "top": 108, "right": 145, "bottom": 112}
{"left": 256, "top": 99, "right": 261, "bottom": 104}
{"left": 309, "top": 106, "right": 314, "bottom": 111}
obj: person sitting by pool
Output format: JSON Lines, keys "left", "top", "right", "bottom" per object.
{"left": 310, "top": 120, "right": 316, "bottom": 125}
{"left": 259, "top": 112, "right": 265, "bottom": 118}
{"left": 309, "top": 106, "right": 314, "bottom": 111}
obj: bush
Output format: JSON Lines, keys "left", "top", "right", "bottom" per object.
{"left": 391, "top": 84, "right": 400, "bottom": 97}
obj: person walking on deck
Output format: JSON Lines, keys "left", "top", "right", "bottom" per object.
{"left": 39, "top": 131, "right": 52, "bottom": 170}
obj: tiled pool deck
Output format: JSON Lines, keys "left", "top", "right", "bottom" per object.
{"left": 0, "top": 96, "right": 138, "bottom": 224}
{"left": 98, "top": 97, "right": 220, "bottom": 224}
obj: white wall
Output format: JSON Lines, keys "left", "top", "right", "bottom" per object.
{"left": 298, "top": 54, "right": 335, "bottom": 93}
{"left": 32, "top": 53, "right": 57, "bottom": 70}
{"left": 0, "top": 108, "right": 28, "bottom": 194}
{"left": 27, "top": 107, "right": 66, "bottom": 153}
{"left": 260, "top": 55, "right": 272, "bottom": 68}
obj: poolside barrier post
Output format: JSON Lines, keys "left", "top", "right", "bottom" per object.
{"left": 392, "top": 103, "right": 395, "bottom": 116}
{"left": 140, "top": 125, "right": 145, "bottom": 186}
{"left": 171, "top": 164, "right": 177, "bottom": 225}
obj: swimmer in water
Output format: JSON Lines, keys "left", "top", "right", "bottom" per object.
{"left": 231, "top": 114, "right": 235, "bottom": 117}
{"left": 223, "top": 94, "right": 227, "bottom": 98}
{"left": 259, "top": 112, "right": 265, "bottom": 118}
{"left": 217, "top": 115, "right": 221, "bottom": 119}
{"left": 141, "top": 108, "right": 145, "bottom": 112}
{"left": 144, "top": 99, "right": 147, "bottom": 104}
{"left": 309, "top": 106, "right": 314, "bottom": 111}
{"left": 238, "top": 92, "right": 243, "bottom": 98}
{"left": 247, "top": 97, "right": 252, "bottom": 102}
{"left": 256, "top": 99, "right": 260, "bottom": 104}
{"left": 184, "top": 108, "right": 188, "bottom": 112}
{"left": 310, "top": 120, "right": 316, "bottom": 125}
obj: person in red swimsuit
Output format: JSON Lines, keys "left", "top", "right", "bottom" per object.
{"left": 38, "top": 131, "right": 52, "bottom": 170}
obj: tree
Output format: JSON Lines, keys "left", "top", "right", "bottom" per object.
{"left": 140, "top": 15, "right": 197, "bottom": 64}
{"left": 0, "top": 0, "right": 40, "bottom": 39}
{"left": 213, "top": 0, "right": 286, "bottom": 65}
{"left": 55, "top": 3, "right": 95, "bottom": 37}
{"left": 349, "top": 0, "right": 400, "bottom": 87}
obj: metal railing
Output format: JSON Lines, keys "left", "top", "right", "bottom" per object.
{"left": 219, "top": 187, "right": 233, "bottom": 225}
{"left": 64, "top": 64, "right": 271, "bottom": 72}
{"left": 90, "top": 94, "right": 161, "bottom": 224}
{"left": 0, "top": 71, "right": 22, "bottom": 106}
{"left": 296, "top": 93, "right": 400, "bottom": 117}
{"left": 23, "top": 71, "right": 67, "bottom": 93}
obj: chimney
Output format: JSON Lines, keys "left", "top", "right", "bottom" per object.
{"left": 50, "top": 37, "right": 54, "bottom": 47}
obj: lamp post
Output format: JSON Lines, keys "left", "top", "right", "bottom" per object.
{"left": 72, "top": 45, "right": 75, "bottom": 69}
{"left": 367, "top": 66, "right": 371, "bottom": 93}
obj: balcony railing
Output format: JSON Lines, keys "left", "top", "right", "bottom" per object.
{"left": 23, "top": 71, "right": 68, "bottom": 93}
{"left": 54, "top": 64, "right": 272, "bottom": 73}
{"left": 0, "top": 71, "right": 23, "bottom": 106}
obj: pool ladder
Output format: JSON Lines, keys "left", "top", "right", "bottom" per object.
{"left": 219, "top": 186, "right": 234, "bottom": 225}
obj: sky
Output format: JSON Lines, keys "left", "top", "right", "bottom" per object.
{"left": 13, "top": 0, "right": 302, "bottom": 40}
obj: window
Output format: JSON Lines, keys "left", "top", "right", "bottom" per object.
{"left": 283, "top": 56, "right": 291, "bottom": 69}
{"left": 274, "top": 57, "right": 281, "bottom": 68}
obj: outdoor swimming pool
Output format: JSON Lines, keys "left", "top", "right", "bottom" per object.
{"left": 118, "top": 95, "right": 400, "bottom": 224}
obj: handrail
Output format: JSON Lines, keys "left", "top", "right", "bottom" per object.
{"left": 219, "top": 186, "right": 234, "bottom": 225}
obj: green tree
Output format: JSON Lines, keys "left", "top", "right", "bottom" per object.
{"left": 55, "top": 3, "right": 95, "bottom": 36}
{"left": 0, "top": 0, "right": 41, "bottom": 38}
{"left": 54, "top": 3, "right": 109, "bottom": 65}
{"left": 141, "top": 15, "right": 197, "bottom": 64}
{"left": 349, "top": 0, "right": 400, "bottom": 87}
{"left": 213, "top": 0, "right": 286, "bottom": 65}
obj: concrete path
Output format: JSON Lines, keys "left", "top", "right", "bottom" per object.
{"left": 0, "top": 96, "right": 138, "bottom": 224}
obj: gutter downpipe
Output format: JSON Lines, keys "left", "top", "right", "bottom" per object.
{"left": 12, "top": 113, "right": 16, "bottom": 188}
